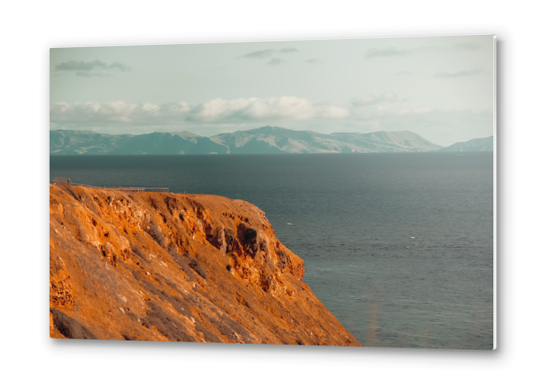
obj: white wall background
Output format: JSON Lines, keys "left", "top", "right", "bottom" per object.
{"left": 1, "top": 1, "right": 540, "bottom": 383}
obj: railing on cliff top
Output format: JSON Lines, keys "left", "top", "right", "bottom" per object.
{"left": 50, "top": 179, "right": 169, "bottom": 193}
{"left": 99, "top": 186, "right": 169, "bottom": 193}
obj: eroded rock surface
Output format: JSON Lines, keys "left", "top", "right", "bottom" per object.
{"left": 49, "top": 185, "right": 360, "bottom": 346}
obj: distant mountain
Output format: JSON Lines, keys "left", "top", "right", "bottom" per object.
{"left": 210, "top": 126, "right": 441, "bottom": 154}
{"left": 439, "top": 136, "right": 493, "bottom": 152}
{"left": 50, "top": 130, "right": 228, "bottom": 155}
{"left": 50, "top": 126, "right": 442, "bottom": 155}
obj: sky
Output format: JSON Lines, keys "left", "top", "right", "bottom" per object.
{"left": 50, "top": 35, "right": 494, "bottom": 146}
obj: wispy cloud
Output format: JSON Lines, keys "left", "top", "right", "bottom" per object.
{"left": 108, "top": 62, "right": 131, "bottom": 71}
{"left": 433, "top": 68, "right": 486, "bottom": 78}
{"left": 55, "top": 60, "right": 131, "bottom": 72}
{"left": 278, "top": 47, "right": 299, "bottom": 53}
{"left": 266, "top": 58, "right": 286, "bottom": 66}
{"left": 238, "top": 49, "right": 276, "bottom": 59}
{"left": 239, "top": 47, "right": 300, "bottom": 59}
{"left": 75, "top": 72, "right": 113, "bottom": 78}
{"left": 306, "top": 58, "right": 322, "bottom": 64}
{"left": 50, "top": 97, "right": 349, "bottom": 127}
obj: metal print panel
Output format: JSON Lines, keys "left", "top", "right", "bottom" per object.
{"left": 49, "top": 35, "right": 495, "bottom": 349}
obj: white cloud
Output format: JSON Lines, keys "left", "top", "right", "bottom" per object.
{"left": 204, "top": 97, "right": 350, "bottom": 120}
{"left": 50, "top": 97, "right": 349, "bottom": 126}
{"left": 192, "top": 97, "right": 349, "bottom": 120}
{"left": 141, "top": 103, "right": 160, "bottom": 113}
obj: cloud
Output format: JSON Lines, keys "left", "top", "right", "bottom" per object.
{"left": 108, "top": 62, "right": 131, "bottom": 71}
{"left": 55, "top": 60, "right": 131, "bottom": 72}
{"left": 266, "top": 58, "right": 286, "bottom": 66}
{"left": 433, "top": 68, "right": 486, "bottom": 78}
{"left": 239, "top": 47, "right": 299, "bottom": 59}
{"left": 350, "top": 93, "right": 401, "bottom": 107}
{"left": 365, "top": 47, "right": 411, "bottom": 59}
{"left": 55, "top": 60, "right": 108, "bottom": 71}
{"left": 306, "top": 58, "right": 322, "bottom": 64}
{"left": 278, "top": 47, "right": 299, "bottom": 53}
{"left": 50, "top": 97, "right": 349, "bottom": 127}
{"left": 238, "top": 49, "right": 276, "bottom": 59}
{"left": 75, "top": 72, "right": 113, "bottom": 78}
{"left": 190, "top": 97, "right": 348, "bottom": 121}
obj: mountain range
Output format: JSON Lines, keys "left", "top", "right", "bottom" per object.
{"left": 50, "top": 126, "right": 493, "bottom": 155}
{"left": 438, "top": 136, "right": 494, "bottom": 152}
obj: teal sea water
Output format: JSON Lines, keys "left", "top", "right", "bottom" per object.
{"left": 50, "top": 153, "right": 494, "bottom": 349}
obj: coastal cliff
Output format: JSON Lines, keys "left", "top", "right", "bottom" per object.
{"left": 49, "top": 185, "right": 360, "bottom": 346}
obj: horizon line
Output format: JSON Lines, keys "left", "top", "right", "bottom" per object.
{"left": 49, "top": 126, "right": 494, "bottom": 144}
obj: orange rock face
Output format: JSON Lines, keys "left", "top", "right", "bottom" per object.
{"left": 49, "top": 185, "right": 360, "bottom": 346}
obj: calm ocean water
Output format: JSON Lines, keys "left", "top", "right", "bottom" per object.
{"left": 50, "top": 153, "right": 494, "bottom": 349}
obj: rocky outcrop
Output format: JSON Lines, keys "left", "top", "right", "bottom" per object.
{"left": 49, "top": 185, "right": 360, "bottom": 346}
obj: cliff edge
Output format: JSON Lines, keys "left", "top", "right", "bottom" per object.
{"left": 49, "top": 185, "right": 360, "bottom": 346}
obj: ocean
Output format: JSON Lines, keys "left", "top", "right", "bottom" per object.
{"left": 50, "top": 153, "right": 494, "bottom": 349}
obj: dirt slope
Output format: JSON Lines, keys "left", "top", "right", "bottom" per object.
{"left": 49, "top": 184, "right": 360, "bottom": 346}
